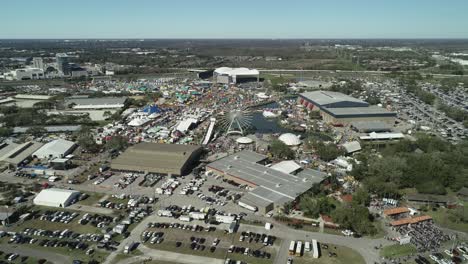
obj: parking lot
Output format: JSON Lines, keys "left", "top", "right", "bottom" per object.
{"left": 142, "top": 222, "right": 278, "bottom": 264}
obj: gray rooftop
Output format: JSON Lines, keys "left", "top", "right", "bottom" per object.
{"left": 207, "top": 150, "right": 326, "bottom": 205}
{"left": 351, "top": 121, "right": 393, "bottom": 132}
{"left": 322, "top": 106, "right": 397, "bottom": 118}
{"left": 13, "top": 125, "right": 82, "bottom": 134}
{"left": 65, "top": 97, "right": 127, "bottom": 106}
{"left": 300, "top": 91, "right": 368, "bottom": 108}
{"left": 0, "top": 141, "right": 44, "bottom": 165}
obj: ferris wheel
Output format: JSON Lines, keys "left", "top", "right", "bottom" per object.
{"left": 219, "top": 108, "right": 253, "bottom": 136}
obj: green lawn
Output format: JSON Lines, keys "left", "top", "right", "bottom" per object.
{"left": 25, "top": 244, "right": 108, "bottom": 263}
{"left": 293, "top": 245, "right": 365, "bottom": 264}
{"left": 113, "top": 250, "right": 144, "bottom": 263}
{"left": 77, "top": 192, "right": 105, "bottom": 206}
{"left": 0, "top": 251, "right": 50, "bottom": 264}
{"left": 369, "top": 220, "right": 387, "bottom": 239}
{"left": 425, "top": 206, "right": 468, "bottom": 232}
{"left": 143, "top": 226, "right": 279, "bottom": 264}
{"left": 380, "top": 244, "right": 417, "bottom": 258}
{"left": 12, "top": 217, "right": 102, "bottom": 234}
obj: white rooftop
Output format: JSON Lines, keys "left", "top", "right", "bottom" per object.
{"left": 33, "top": 139, "right": 76, "bottom": 159}
{"left": 271, "top": 160, "right": 302, "bottom": 174}
{"left": 214, "top": 67, "right": 259, "bottom": 76}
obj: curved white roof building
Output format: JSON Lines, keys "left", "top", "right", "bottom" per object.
{"left": 214, "top": 67, "right": 259, "bottom": 84}
{"left": 278, "top": 133, "right": 301, "bottom": 146}
{"left": 33, "top": 188, "right": 81, "bottom": 208}
{"left": 236, "top": 137, "right": 254, "bottom": 144}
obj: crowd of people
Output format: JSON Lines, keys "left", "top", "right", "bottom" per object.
{"left": 394, "top": 221, "right": 450, "bottom": 252}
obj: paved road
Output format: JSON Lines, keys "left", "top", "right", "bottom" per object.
{"left": 0, "top": 244, "right": 70, "bottom": 264}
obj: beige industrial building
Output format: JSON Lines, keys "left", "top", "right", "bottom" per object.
{"left": 320, "top": 106, "right": 396, "bottom": 125}
{"left": 298, "top": 91, "right": 396, "bottom": 125}
{"left": 111, "top": 143, "right": 202, "bottom": 176}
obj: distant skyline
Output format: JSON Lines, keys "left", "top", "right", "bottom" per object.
{"left": 2, "top": 0, "right": 468, "bottom": 39}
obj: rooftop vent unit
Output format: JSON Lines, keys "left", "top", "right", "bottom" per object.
{"left": 276, "top": 183, "right": 281, "bottom": 188}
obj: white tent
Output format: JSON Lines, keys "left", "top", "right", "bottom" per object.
{"left": 278, "top": 133, "right": 301, "bottom": 146}
{"left": 33, "top": 188, "right": 80, "bottom": 208}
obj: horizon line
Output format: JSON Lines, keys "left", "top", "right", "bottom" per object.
{"left": 1, "top": 37, "right": 468, "bottom": 41}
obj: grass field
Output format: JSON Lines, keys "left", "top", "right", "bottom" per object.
{"left": 293, "top": 245, "right": 365, "bottom": 264}
{"left": 144, "top": 226, "right": 278, "bottom": 264}
{"left": 27, "top": 244, "right": 108, "bottom": 263}
{"left": 425, "top": 205, "right": 468, "bottom": 232}
{"left": 380, "top": 244, "right": 417, "bottom": 258}
{"left": 12, "top": 216, "right": 102, "bottom": 234}
{"left": 77, "top": 192, "right": 106, "bottom": 206}
{"left": 113, "top": 250, "right": 143, "bottom": 263}
{"left": 0, "top": 251, "right": 50, "bottom": 264}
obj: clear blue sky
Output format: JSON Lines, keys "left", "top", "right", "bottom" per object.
{"left": 2, "top": 0, "right": 467, "bottom": 39}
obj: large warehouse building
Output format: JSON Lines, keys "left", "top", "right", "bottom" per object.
{"left": 65, "top": 96, "right": 127, "bottom": 110}
{"left": 207, "top": 151, "right": 327, "bottom": 213}
{"left": 33, "top": 188, "right": 81, "bottom": 208}
{"left": 0, "top": 141, "right": 44, "bottom": 168}
{"left": 33, "top": 139, "right": 76, "bottom": 160}
{"left": 298, "top": 91, "right": 396, "bottom": 125}
{"left": 111, "top": 143, "right": 202, "bottom": 176}
{"left": 214, "top": 67, "right": 259, "bottom": 84}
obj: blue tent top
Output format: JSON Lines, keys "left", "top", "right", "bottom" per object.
{"left": 142, "top": 104, "right": 162, "bottom": 114}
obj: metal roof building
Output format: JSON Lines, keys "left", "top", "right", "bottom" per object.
{"left": 298, "top": 91, "right": 396, "bottom": 126}
{"left": 0, "top": 141, "right": 44, "bottom": 167}
{"left": 111, "top": 143, "right": 203, "bottom": 176}
{"left": 298, "top": 91, "right": 369, "bottom": 110}
{"left": 13, "top": 125, "right": 82, "bottom": 134}
{"left": 207, "top": 150, "right": 327, "bottom": 213}
{"left": 214, "top": 67, "right": 259, "bottom": 84}
{"left": 341, "top": 141, "right": 362, "bottom": 154}
{"left": 321, "top": 106, "right": 396, "bottom": 119}
{"left": 351, "top": 121, "right": 393, "bottom": 133}
{"left": 32, "top": 139, "right": 76, "bottom": 160}
{"left": 33, "top": 188, "right": 81, "bottom": 208}
{"left": 65, "top": 97, "right": 127, "bottom": 110}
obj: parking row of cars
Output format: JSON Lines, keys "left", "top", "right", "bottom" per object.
{"left": 228, "top": 245, "right": 272, "bottom": 259}
{"left": 142, "top": 230, "right": 165, "bottom": 244}
{"left": 147, "top": 221, "right": 217, "bottom": 232}
{"left": 78, "top": 213, "right": 115, "bottom": 228}
{"left": 4, "top": 231, "right": 94, "bottom": 255}
{"left": 114, "top": 173, "right": 141, "bottom": 189}
{"left": 34, "top": 210, "right": 79, "bottom": 224}
{"left": 239, "top": 231, "right": 276, "bottom": 246}
{"left": 21, "top": 228, "right": 104, "bottom": 243}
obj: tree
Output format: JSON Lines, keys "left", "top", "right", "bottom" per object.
{"left": 352, "top": 188, "right": 371, "bottom": 206}
{"left": 331, "top": 203, "right": 376, "bottom": 235}
{"left": 77, "top": 129, "right": 99, "bottom": 153}
{"left": 105, "top": 135, "right": 128, "bottom": 151}
{"left": 25, "top": 126, "right": 47, "bottom": 137}
{"left": 300, "top": 196, "right": 335, "bottom": 218}
{"left": 103, "top": 111, "right": 113, "bottom": 120}
{"left": 307, "top": 140, "right": 344, "bottom": 162}
{"left": 269, "top": 140, "right": 295, "bottom": 159}
{"left": 0, "top": 127, "right": 13, "bottom": 137}
{"left": 308, "top": 111, "right": 321, "bottom": 119}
